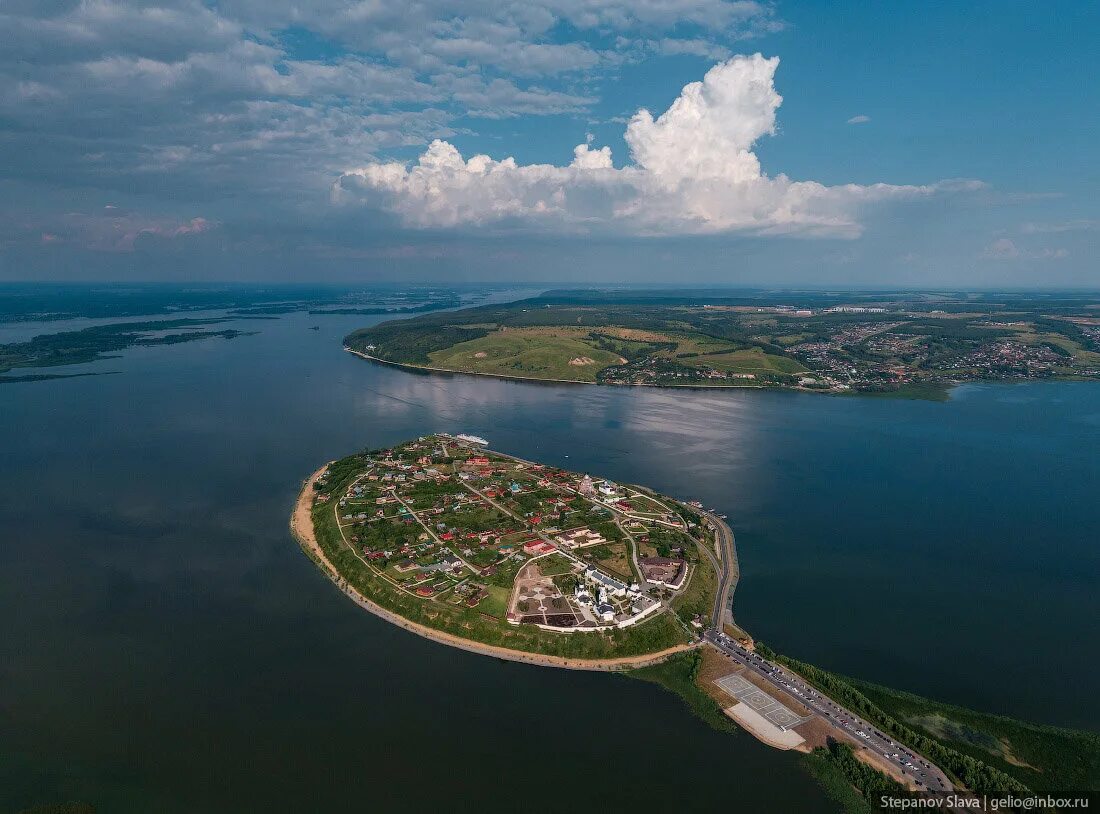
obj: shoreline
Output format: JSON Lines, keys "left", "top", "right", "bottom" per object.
{"left": 290, "top": 464, "right": 696, "bottom": 672}
{"left": 344, "top": 347, "right": 965, "bottom": 399}
{"left": 344, "top": 347, "right": 767, "bottom": 390}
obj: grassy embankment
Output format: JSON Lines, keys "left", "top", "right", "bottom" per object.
{"left": 843, "top": 381, "right": 952, "bottom": 401}
{"left": 426, "top": 328, "right": 624, "bottom": 382}
{"left": 629, "top": 650, "right": 738, "bottom": 734}
{"left": 632, "top": 645, "right": 1099, "bottom": 811}
{"left": 308, "top": 454, "right": 691, "bottom": 660}
{"left": 669, "top": 546, "right": 718, "bottom": 626}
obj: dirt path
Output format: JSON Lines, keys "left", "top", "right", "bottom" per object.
{"left": 290, "top": 465, "right": 696, "bottom": 672}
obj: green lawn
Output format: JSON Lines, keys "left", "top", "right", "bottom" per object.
{"left": 479, "top": 585, "right": 511, "bottom": 618}
{"left": 534, "top": 553, "right": 575, "bottom": 577}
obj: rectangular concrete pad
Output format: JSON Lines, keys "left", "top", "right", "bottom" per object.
{"left": 725, "top": 703, "right": 806, "bottom": 750}
{"left": 715, "top": 672, "right": 804, "bottom": 731}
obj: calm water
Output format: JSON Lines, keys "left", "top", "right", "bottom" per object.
{"left": 2, "top": 308, "right": 1098, "bottom": 812}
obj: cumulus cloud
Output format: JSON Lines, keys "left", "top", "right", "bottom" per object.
{"left": 22, "top": 210, "right": 215, "bottom": 252}
{"left": 1021, "top": 219, "right": 1098, "bottom": 234}
{"left": 982, "top": 238, "right": 1021, "bottom": 259}
{"left": 0, "top": 0, "right": 792, "bottom": 236}
{"left": 981, "top": 238, "right": 1068, "bottom": 261}
{"left": 337, "top": 55, "right": 950, "bottom": 236}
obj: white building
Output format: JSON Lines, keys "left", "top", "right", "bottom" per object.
{"left": 584, "top": 566, "right": 628, "bottom": 598}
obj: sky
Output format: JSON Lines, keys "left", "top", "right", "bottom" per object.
{"left": 1, "top": 0, "right": 1098, "bottom": 287}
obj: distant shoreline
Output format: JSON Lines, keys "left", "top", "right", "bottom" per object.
{"left": 345, "top": 346, "right": 769, "bottom": 390}
{"left": 290, "top": 463, "right": 695, "bottom": 672}
{"left": 343, "top": 347, "right": 958, "bottom": 399}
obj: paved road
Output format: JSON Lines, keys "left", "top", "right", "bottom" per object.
{"left": 683, "top": 506, "right": 737, "bottom": 629}
{"left": 703, "top": 629, "right": 955, "bottom": 794}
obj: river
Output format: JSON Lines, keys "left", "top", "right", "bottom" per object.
{"left": 2, "top": 304, "right": 1097, "bottom": 812}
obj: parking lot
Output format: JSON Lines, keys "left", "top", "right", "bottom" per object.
{"left": 716, "top": 673, "right": 807, "bottom": 731}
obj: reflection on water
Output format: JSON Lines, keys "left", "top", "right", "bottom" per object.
{"left": 1, "top": 309, "right": 1098, "bottom": 812}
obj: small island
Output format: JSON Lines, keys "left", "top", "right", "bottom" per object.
{"left": 292, "top": 433, "right": 726, "bottom": 667}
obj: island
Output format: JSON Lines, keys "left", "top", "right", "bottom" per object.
{"left": 344, "top": 290, "right": 1100, "bottom": 397}
{"left": 291, "top": 434, "right": 1099, "bottom": 811}
{"left": 292, "top": 433, "right": 718, "bottom": 667}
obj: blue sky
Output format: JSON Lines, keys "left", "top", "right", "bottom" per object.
{"left": 1, "top": 0, "right": 1097, "bottom": 286}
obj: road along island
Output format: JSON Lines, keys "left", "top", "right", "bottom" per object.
{"left": 291, "top": 435, "right": 1075, "bottom": 809}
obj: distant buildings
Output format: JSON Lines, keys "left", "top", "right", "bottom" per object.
{"left": 523, "top": 540, "right": 556, "bottom": 556}
{"left": 554, "top": 527, "right": 608, "bottom": 549}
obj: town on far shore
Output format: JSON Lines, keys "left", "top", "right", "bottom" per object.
{"left": 313, "top": 433, "right": 717, "bottom": 634}
{"left": 346, "top": 291, "right": 1100, "bottom": 399}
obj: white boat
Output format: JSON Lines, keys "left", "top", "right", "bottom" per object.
{"left": 455, "top": 433, "right": 489, "bottom": 445}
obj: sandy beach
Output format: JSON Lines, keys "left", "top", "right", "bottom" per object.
{"left": 290, "top": 465, "right": 696, "bottom": 671}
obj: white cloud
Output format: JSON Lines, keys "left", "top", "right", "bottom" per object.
{"left": 0, "top": 0, "right": 791, "bottom": 224}
{"left": 337, "top": 55, "right": 956, "bottom": 236}
{"left": 25, "top": 210, "right": 215, "bottom": 252}
{"left": 847, "top": 114, "right": 870, "bottom": 124}
{"left": 1021, "top": 219, "right": 1098, "bottom": 234}
{"left": 982, "top": 238, "right": 1021, "bottom": 259}
{"left": 981, "top": 238, "right": 1068, "bottom": 261}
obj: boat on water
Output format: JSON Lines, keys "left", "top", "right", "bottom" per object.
{"left": 455, "top": 433, "right": 489, "bottom": 445}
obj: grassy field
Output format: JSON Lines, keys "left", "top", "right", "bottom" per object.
{"left": 670, "top": 551, "right": 717, "bottom": 625}
{"left": 534, "top": 553, "right": 575, "bottom": 577}
{"left": 682, "top": 347, "right": 807, "bottom": 375}
{"left": 588, "top": 542, "right": 633, "bottom": 580}
{"left": 426, "top": 328, "right": 623, "bottom": 382}
{"left": 409, "top": 323, "right": 805, "bottom": 384}
{"left": 479, "top": 585, "right": 511, "bottom": 619}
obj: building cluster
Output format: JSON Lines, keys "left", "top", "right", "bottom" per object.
{"left": 824, "top": 306, "right": 889, "bottom": 314}
{"left": 570, "top": 566, "right": 659, "bottom": 626}
{"left": 328, "top": 435, "right": 703, "bottom": 633}
{"left": 951, "top": 340, "right": 1068, "bottom": 377}
{"left": 554, "top": 527, "right": 609, "bottom": 549}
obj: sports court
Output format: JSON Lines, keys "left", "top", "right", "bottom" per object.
{"left": 715, "top": 673, "right": 805, "bottom": 730}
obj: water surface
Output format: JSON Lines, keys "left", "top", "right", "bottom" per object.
{"left": 2, "top": 308, "right": 1097, "bottom": 812}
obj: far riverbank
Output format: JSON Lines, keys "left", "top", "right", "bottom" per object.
{"left": 345, "top": 347, "right": 955, "bottom": 400}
